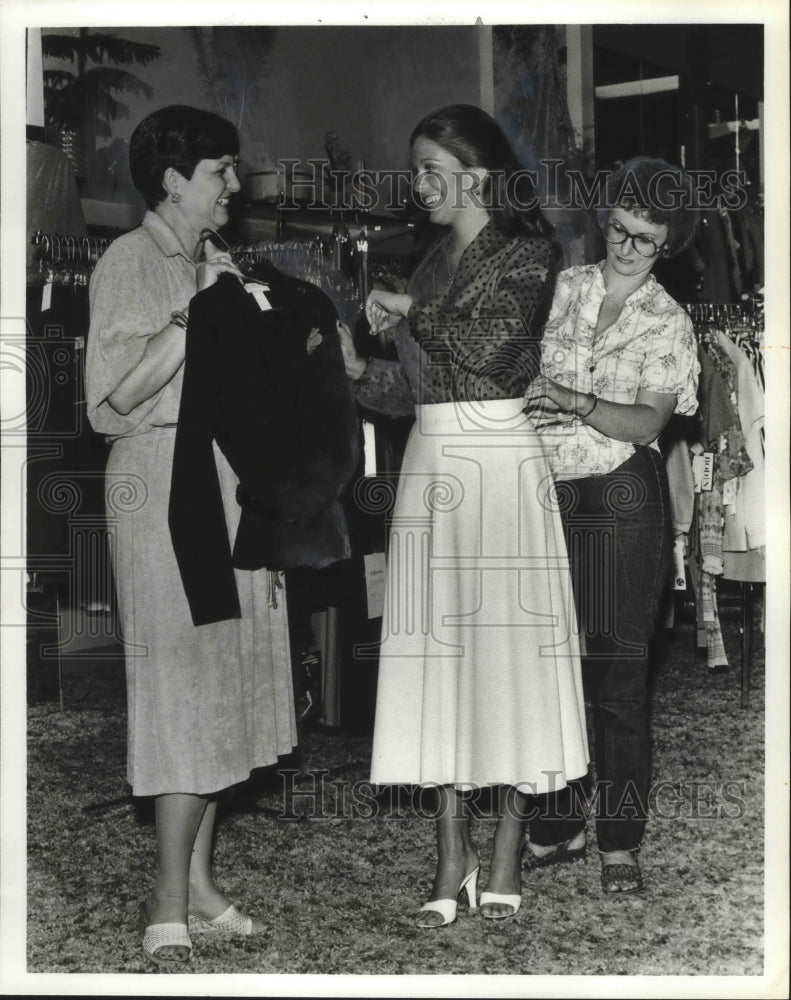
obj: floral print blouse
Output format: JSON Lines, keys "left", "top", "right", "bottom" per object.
{"left": 534, "top": 263, "right": 700, "bottom": 479}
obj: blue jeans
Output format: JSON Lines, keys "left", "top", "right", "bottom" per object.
{"left": 530, "top": 447, "right": 672, "bottom": 853}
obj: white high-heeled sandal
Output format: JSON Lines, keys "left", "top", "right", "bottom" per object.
{"left": 416, "top": 866, "right": 480, "bottom": 928}
{"left": 479, "top": 890, "right": 522, "bottom": 920}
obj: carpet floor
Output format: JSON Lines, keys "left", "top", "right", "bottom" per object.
{"left": 20, "top": 598, "right": 774, "bottom": 987}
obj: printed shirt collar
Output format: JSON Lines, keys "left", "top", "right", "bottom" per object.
{"left": 141, "top": 210, "right": 197, "bottom": 262}
{"left": 594, "top": 261, "right": 659, "bottom": 307}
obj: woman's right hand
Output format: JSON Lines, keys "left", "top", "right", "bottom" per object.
{"left": 365, "top": 289, "right": 413, "bottom": 335}
{"left": 523, "top": 374, "right": 574, "bottom": 414}
{"left": 196, "top": 246, "right": 245, "bottom": 291}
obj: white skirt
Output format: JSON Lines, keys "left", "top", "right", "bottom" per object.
{"left": 369, "top": 399, "right": 589, "bottom": 792}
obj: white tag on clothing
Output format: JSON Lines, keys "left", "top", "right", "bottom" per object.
{"left": 363, "top": 420, "right": 377, "bottom": 478}
{"left": 692, "top": 455, "right": 703, "bottom": 493}
{"left": 247, "top": 286, "right": 272, "bottom": 311}
{"left": 700, "top": 452, "right": 714, "bottom": 492}
{"left": 722, "top": 478, "right": 738, "bottom": 507}
{"left": 364, "top": 551, "right": 386, "bottom": 619}
{"left": 692, "top": 453, "right": 715, "bottom": 493}
{"left": 672, "top": 537, "right": 687, "bottom": 590}
{"left": 41, "top": 281, "right": 53, "bottom": 312}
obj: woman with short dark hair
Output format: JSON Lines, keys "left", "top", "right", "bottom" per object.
{"left": 129, "top": 104, "right": 242, "bottom": 211}
{"left": 523, "top": 156, "right": 701, "bottom": 894}
{"left": 595, "top": 155, "right": 699, "bottom": 257}
{"left": 86, "top": 105, "right": 296, "bottom": 967}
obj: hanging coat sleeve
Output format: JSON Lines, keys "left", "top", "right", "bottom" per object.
{"left": 168, "top": 298, "right": 242, "bottom": 627}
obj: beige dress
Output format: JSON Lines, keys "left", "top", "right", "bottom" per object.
{"left": 86, "top": 212, "right": 296, "bottom": 797}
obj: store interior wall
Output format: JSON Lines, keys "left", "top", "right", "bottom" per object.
{"left": 41, "top": 25, "right": 483, "bottom": 219}
{"left": 38, "top": 23, "right": 763, "bottom": 264}
{"left": 26, "top": 21, "right": 767, "bottom": 724}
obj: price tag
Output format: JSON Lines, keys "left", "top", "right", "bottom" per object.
{"left": 247, "top": 286, "right": 272, "bottom": 311}
{"left": 692, "top": 455, "right": 703, "bottom": 493}
{"left": 700, "top": 452, "right": 714, "bottom": 492}
{"left": 722, "top": 478, "right": 738, "bottom": 507}
{"left": 364, "top": 551, "right": 386, "bottom": 619}
{"left": 41, "top": 281, "right": 53, "bottom": 312}
{"left": 672, "top": 538, "right": 687, "bottom": 590}
{"left": 363, "top": 420, "right": 377, "bottom": 478}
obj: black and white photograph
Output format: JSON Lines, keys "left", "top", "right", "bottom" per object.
{"left": 1, "top": 1, "right": 788, "bottom": 996}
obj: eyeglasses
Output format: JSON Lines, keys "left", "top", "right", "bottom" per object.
{"left": 604, "top": 219, "right": 665, "bottom": 258}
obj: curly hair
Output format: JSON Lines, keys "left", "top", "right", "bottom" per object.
{"left": 130, "top": 105, "right": 240, "bottom": 210}
{"left": 597, "top": 156, "right": 698, "bottom": 258}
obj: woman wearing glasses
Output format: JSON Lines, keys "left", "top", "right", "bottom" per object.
{"left": 523, "top": 157, "right": 700, "bottom": 894}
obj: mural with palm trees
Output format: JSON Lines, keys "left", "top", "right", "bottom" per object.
{"left": 42, "top": 28, "right": 161, "bottom": 188}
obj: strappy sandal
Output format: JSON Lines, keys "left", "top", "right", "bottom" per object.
{"left": 522, "top": 834, "right": 587, "bottom": 870}
{"left": 188, "top": 903, "right": 259, "bottom": 936}
{"left": 139, "top": 902, "right": 192, "bottom": 968}
{"left": 600, "top": 860, "right": 644, "bottom": 894}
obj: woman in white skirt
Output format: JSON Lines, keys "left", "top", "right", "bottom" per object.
{"left": 341, "top": 105, "right": 589, "bottom": 925}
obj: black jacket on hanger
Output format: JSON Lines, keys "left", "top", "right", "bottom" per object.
{"left": 169, "top": 266, "right": 359, "bottom": 627}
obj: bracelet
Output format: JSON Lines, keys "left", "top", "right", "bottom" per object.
{"left": 170, "top": 310, "right": 189, "bottom": 331}
{"left": 578, "top": 392, "right": 598, "bottom": 419}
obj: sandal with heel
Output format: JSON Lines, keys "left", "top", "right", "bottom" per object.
{"left": 479, "top": 889, "right": 522, "bottom": 920}
{"left": 416, "top": 865, "right": 480, "bottom": 928}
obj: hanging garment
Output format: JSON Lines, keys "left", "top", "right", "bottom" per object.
{"left": 26, "top": 141, "right": 86, "bottom": 281}
{"left": 664, "top": 434, "right": 697, "bottom": 537}
{"left": 733, "top": 205, "right": 764, "bottom": 294}
{"left": 718, "top": 209, "right": 743, "bottom": 299}
{"left": 715, "top": 331, "right": 766, "bottom": 583}
{"left": 732, "top": 322, "right": 765, "bottom": 395}
{"left": 696, "top": 344, "right": 738, "bottom": 446}
{"left": 700, "top": 339, "right": 753, "bottom": 482}
{"left": 695, "top": 211, "right": 733, "bottom": 304}
{"left": 169, "top": 268, "right": 360, "bottom": 627}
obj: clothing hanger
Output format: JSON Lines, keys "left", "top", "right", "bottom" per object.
{"left": 198, "top": 228, "right": 270, "bottom": 287}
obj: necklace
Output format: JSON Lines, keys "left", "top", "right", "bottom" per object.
{"left": 444, "top": 242, "right": 456, "bottom": 289}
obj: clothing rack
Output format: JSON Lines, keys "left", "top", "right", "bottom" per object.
{"left": 684, "top": 297, "right": 764, "bottom": 340}
{"left": 30, "top": 228, "right": 405, "bottom": 310}
{"left": 30, "top": 230, "right": 111, "bottom": 286}
{"left": 228, "top": 237, "right": 366, "bottom": 324}
{"left": 686, "top": 297, "right": 765, "bottom": 393}
{"left": 682, "top": 296, "right": 764, "bottom": 706}
{"left": 228, "top": 237, "right": 327, "bottom": 283}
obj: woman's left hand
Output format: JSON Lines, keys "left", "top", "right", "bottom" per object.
{"left": 336, "top": 319, "right": 368, "bottom": 380}
{"left": 523, "top": 374, "right": 579, "bottom": 415}
{"left": 196, "top": 246, "right": 245, "bottom": 291}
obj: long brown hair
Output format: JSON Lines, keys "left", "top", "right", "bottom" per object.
{"left": 411, "top": 104, "right": 557, "bottom": 247}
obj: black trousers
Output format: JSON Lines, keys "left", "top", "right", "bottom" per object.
{"left": 529, "top": 447, "right": 673, "bottom": 853}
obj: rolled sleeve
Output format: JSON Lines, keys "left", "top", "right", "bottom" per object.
{"left": 86, "top": 232, "right": 191, "bottom": 437}
{"left": 638, "top": 311, "right": 700, "bottom": 415}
